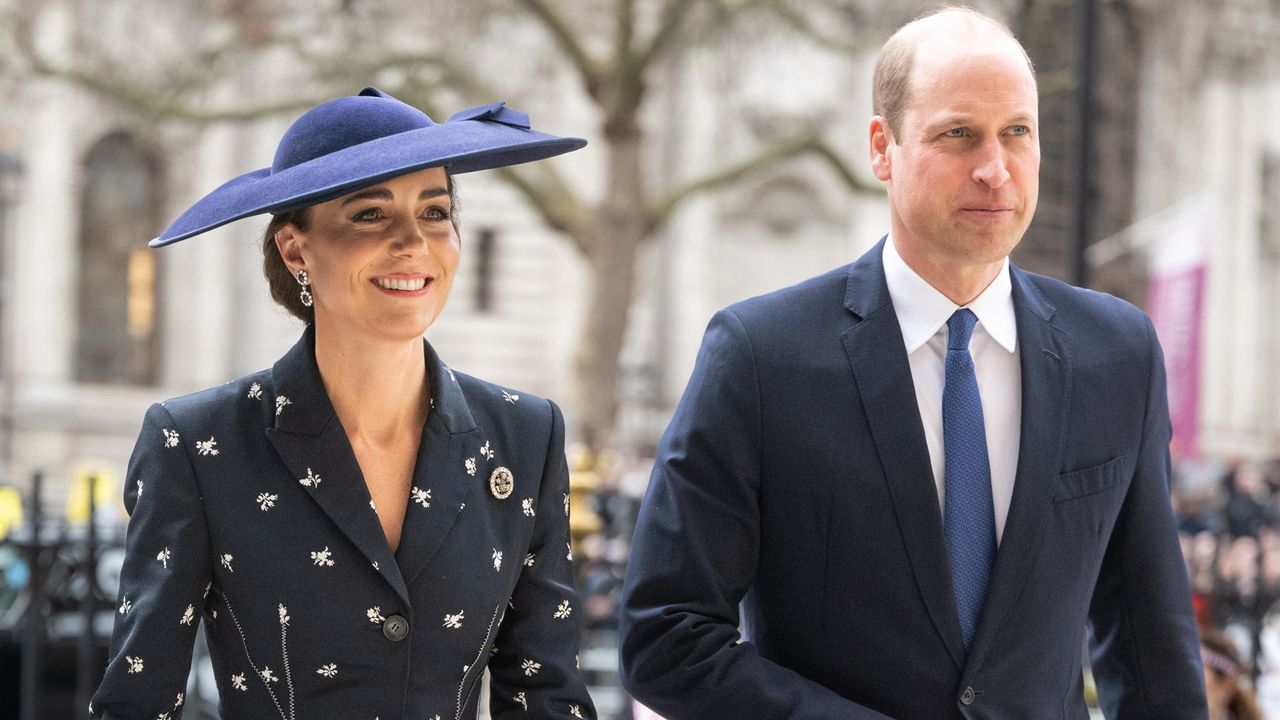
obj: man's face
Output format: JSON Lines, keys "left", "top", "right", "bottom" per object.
{"left": 872, "top": 39, "right": 1040, "bottom": 272}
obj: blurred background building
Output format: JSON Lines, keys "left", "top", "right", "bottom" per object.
{"left": 1, "top": 0, "right": 1279, "bottom": 717}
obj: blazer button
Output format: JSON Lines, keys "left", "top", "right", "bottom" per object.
{"left": 960, "top": 686, "right": 976, "bottom": 705}
{"left": 383, "top": 614, "right": 410, "bottom": 642}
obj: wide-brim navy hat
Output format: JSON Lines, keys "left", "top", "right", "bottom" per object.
{"left": 151, "top": 87, "right": 586, "bottom": 247}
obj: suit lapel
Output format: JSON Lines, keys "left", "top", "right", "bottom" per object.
{"left": 394, "top": 343, "right": 479, "bottom": 589}
{"left": 263, "top": 329, "right": 484, "bottom": 608}
{"left": 962, "top": 268, "right": 1071, "bottom": 677}
{"left": 841, "top": 239, "right": 967, "bottom": 671}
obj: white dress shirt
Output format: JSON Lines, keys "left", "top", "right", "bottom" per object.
{"left": 882, "top": 238, "right": 1022, "bottom": 544}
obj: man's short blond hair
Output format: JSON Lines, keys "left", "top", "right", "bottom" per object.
{"left": 872, "top": 5, "right": 1035, "bottom": 140}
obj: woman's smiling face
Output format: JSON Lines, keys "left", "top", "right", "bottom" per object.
{"left": 275, "top": 166, "right": 460, "bottom": 342}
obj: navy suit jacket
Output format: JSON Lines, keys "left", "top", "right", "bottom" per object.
{"left": 620, "top": 241, "right": 1206, "bottom": 719}
{"left": 93, "top": 328, "right": 595, "bottom": 720}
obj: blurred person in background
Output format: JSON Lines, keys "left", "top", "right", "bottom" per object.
{"left": 1201, "top": 630, "right": 1263, "bottom": 720}
{"left": 620, "top": 6, "right": 1205, "bottom": 719}
{"left": 91, "top": 88, "right": 595, "bottom": 719}
{"left": 1224, "top": 461, "right": 1273, "bottom": 538}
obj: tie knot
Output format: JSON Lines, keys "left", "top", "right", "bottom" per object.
{"left": 947, "top": 309, "right": 978, "bottom": 351}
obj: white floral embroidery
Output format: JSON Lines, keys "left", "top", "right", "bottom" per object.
{"left": 174, "top": 692, "right": 184, "bottom": 707}
{"left": 278, "top": 604, "right": 290, "bottom": 627}
{"left": 554, "top": 600, "right": 572, "bottom": 620}
{"left": 480, "top": 440, "right": 494, "bottom": 460}
{"left": 275, "top": 395, "right": 292, "bottom": 415}
{"left": 156, "top": 712, "right": 169, "bottom": 720}
{"left": 524, "top": 553, "right": 536, "bottom": 567}
{"left": 564, "top": 492, "right": 570, "bottom": 516}
{"left": 203, "top": 582, "right": 211, "bottom": 599}
{"left": 125, "top": 656, "right": 143, "bottom": 674}
{"left": 372, "top": 561, "right": 379, "bottom": 571}
{"left": 180, "top": 604, "right": 195, "bottom": 626}
{"left": 522, "top": 498, "right": 535, "bottom": 517}
{"left": 367, "top": 606, "right": 385, "bottom": 624}
{"left": 247, "top": 382, "right": 263, "bottom": 399}
{"left": 369, "top": 499, "right": 376, "bottom": 510}
{"left": 310, "top": 547, "right": 334, "bottom": 567}
{"left": 299, "top": 468, "right": 322, "bottom": 488}
{"left": 231, "top": 672, "right": 247, "bottom": 691}
{"left": 156, "top": 548, "right": 170, "bottom": 569}
{"left": 513, "top": 691, "right": 528, "bottom": 711}
{"left": 411, "top": 486, "right": 431, "bottom": 508}
{"left": 136, "top": 479, "right": 144, "bottom": 498}
{"left": 195, "top": 437, "right": 219, "bottom": 456}
{"left": 442, "top": 610, "right": 464, "bottom": 629}
{"left": 570, "top": 704, "right": 583, "bottom": 718}
{"left": 257, "top": 492, "right": 278, "bottom": 511}
{"left": 260, "top": 667, "right": 278, "bottom": 683}
{"left": 316, "top": 663, "right": 337, "bottom": 678}
{"left": 520, "top": 659, "right": 541, "bottom": 676}
{"left": 221, "top": 554, "right": 234, "bottom": 572}
{"left": 162, "top": 428, "right": 180, "bottom": 448}
{"left": 502, "top": 390, "right": 519, "bottom": 404}
{"left": 566, "top": 542, "right": 573, "bottom": 561}
{"left": 118, "top": 596, "right": 132, "bottom": 615}
{"left": 465, "top": 457, "right": 477, "bottom": 476}
{"left": 492, "top": 549, "right": 503, "bottom": 572}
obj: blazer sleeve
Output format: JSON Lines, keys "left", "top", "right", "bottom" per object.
{"left": 91, "top": 403, "right": 213, "bottom": 720}
{"left": 1087, "top": 316, "right": 1208, "bottom": 718}
{"left": 619, "top": 310, "right": 894, "bottom": 720}
{"left": 487, "top": 400, "right": 597, "bottom": 720}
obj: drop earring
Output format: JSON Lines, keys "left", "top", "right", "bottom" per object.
{"left": 296, "top": 269, "right": 313, "bottom": 307}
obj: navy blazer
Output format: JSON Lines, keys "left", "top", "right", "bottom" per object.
{"left": 620, "top": 241, "right": 1206, "bottom": 719}
{"left": 92, "top": 329, "right": 596, "bottom": 720}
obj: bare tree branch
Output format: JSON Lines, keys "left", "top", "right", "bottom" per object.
{"left": 516, "top": 0, "right": 605, "bottom": 98}
{"left": 647, "top": 134, "right": 880, "bottom": 230}
{"left": 717, "top": 0, "right": 880, "bottom": 55}
{"left": 494, "top": 165, "right": 591, "bottom": 254}
{"left": 635, "top": 0, "right": 702, "bottom": 71}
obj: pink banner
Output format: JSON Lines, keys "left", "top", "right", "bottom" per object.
{"left": 1146, "top": 265, "right": 1205, "bottom": 459}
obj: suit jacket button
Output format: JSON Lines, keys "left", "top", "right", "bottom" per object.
{"left": 383, "top": 614, "right": 410, "bottom": 641}
{"left": 960, "top": 686, "right": 976, "bottom": 705}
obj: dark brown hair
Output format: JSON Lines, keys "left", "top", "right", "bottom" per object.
{"left": 261, "top": 173, "right": 460, "bottom": 324}
{"left": 1201, "top": 630, "right": 1263, "bottom": 720}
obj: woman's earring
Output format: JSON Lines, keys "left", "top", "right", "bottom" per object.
{"left": 296, "top": 269, "right": 313, "bottom": 307}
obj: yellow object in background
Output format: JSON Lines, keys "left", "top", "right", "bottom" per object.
{"left": 66, "top": 464, "right": 119, "bottom": 524}
{"left": 0, "top": 486, "right": 21, "bottom": 539}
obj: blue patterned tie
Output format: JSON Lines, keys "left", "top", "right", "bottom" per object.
{"left": 943, "top": 309, "right": 996, "bottom": 649}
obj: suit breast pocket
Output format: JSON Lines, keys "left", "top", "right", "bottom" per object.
{"left": 1052, "top": 457, "right": 1123, "bottom": 504}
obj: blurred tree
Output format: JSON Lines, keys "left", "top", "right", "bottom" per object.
{"left": 4, "top": 0, "right": 906, "bottom": 441}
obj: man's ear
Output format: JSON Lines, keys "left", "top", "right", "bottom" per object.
{"left": 869, "top": 116, "right": 893, "bottom": 183}
{"left": 274, "top": 223, "right": 306, "bottom": 274}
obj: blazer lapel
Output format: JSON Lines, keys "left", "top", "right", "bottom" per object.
{"left": 841, "top": 238, "right": 967, "bottom": 671}
{"left": 962, "top": 268, "right": 1071, "bottom": 677}
{"left": 264, "top": 328, "right": 411, "bottom": 607}
{"left": 392, "top": 342, "right": 479, "bottom": 590}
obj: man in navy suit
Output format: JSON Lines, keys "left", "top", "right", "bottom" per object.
{"left": 619, "top": 7, "right": 1206, "bottom": 719}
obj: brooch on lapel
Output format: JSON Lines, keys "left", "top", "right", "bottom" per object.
{"left": 489, "top": 467, "right": 514, "bottom": 500}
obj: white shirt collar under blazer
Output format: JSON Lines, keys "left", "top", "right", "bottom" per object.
{"left": 881, "top": 235, "right": 1017, "bottom": 355}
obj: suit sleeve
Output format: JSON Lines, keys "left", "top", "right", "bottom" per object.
{"left": 619, "top": 310, "right": 894, "bottom": 720}
{"left": 487, "top": 400, "right": 597, "bottom": 720}
{"left": 1087, "top": 315, "right": 1207, "bottom": 719}
{"left": 91, "top": 403, "right": 212, "bottom": 720}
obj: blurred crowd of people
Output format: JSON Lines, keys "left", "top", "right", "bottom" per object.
{"left": 1175, "top": 456, "right": 1280, "bottom": 720}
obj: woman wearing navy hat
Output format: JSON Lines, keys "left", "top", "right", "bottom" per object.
{"left": 91, "top": 88, "right": 595, "bottom": 719}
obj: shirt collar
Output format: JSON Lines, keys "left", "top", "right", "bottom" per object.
{"left": 882, "top": 235, "right": 1017, "bottom": 354}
